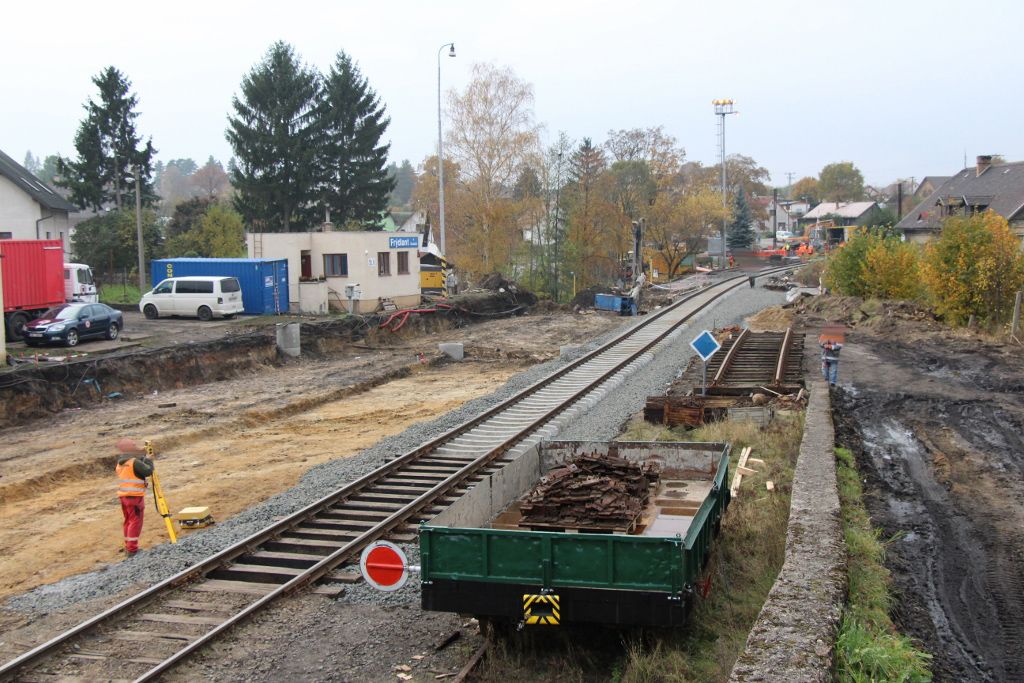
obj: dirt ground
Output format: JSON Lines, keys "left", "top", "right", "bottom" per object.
{"left": 0, "top": 311, "right": 620, "bottom": 601}
{"left": 797, "top": 296, "right": 1024, "bottom": 682}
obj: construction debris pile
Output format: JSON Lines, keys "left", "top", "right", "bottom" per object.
{"left": 519, "top": 454, "right": 659, "bottom": 532}
{"left": 762, "top": 274, "right": 798, "bottom": 291}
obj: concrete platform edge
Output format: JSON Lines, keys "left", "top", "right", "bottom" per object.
{"left": 729, "top": 334, "right": 845, "bottom": 682}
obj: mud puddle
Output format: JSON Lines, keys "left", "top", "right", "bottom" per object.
{"left": 825, "top": 324, "right": 1024, "bottom": 681}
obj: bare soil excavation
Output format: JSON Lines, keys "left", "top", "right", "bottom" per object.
{"left": 798, "top": 297, "right": 1024, "bottom": 682}
{"left": 0, "top": 311, "right": 619, "bottom": 601}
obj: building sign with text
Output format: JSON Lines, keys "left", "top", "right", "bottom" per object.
{"left": 388, "top": 236, "right": 419, "bottom": 249}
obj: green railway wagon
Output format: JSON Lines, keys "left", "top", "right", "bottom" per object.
{"left": 420, "top": 440, "right": 730, "bottom": 628}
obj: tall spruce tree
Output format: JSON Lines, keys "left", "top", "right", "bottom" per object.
{"left": 58, "top": 67, "right": 157, "bottom": 211}
{"left": 227, "top": 41, "right": 322, "bottom": 232}
{"left": 388, "top": 159, "right": 416, "bottom": 208}
{"left": 318, "top": 51, "right": 394, "bottom": 229}
{"left": 727, "top": 187, "right": 755, "bottom": 249}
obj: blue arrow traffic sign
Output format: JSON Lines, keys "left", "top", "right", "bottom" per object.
{"left": 690, "top": 330, "right": 721, "bottom": 362}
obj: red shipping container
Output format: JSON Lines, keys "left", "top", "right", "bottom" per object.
{"left": 1, "top": 239, "right": 65, "bottom": 313}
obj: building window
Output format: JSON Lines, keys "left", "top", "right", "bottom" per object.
{"left": 397, "top": 251, "right": 410, "bottom": 275}
{"left": 0, "top": 232, "right": 12, "bottom": 239}
{"left": 378, "top": 252, "right": 391, "bottom": 276}
{"left": 324, "top": 253, "right": 348, "bottom": 277}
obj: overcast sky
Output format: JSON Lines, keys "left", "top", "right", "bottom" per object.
{"left": 3, "top": 0, "right": 1020, "bottom": 188}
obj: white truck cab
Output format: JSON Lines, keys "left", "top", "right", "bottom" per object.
{"left": 64, "top": 263, "right": 98, "bottom": 303}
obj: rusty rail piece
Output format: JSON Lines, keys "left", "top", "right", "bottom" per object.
{"left": 773, "top": 327, "right": 794, "bottom": 386}
{"left": 712, "top": 327, "right": 749, "bottom": 385}
{"left": 1, "top": 266, "right": 799, "bottom": 683}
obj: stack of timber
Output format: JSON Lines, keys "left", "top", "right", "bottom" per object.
{"left": 519, "top": 453, "right": 659, "bottom": 533}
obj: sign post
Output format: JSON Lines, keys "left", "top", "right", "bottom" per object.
{"left": 360, "top": 540, "right": 419, "bottom": 591}
{"left": 689, "top": 330, "right": 722, "bottom": 395}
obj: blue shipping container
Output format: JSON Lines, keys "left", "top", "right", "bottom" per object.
{"left": 151, "top": 258, "right": 289, "bottom": 315}
{"left": 594, "top": 293, "right": 635, "bottom": 316}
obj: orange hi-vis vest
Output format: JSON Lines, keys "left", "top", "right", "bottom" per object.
{"left": 116, "top": 459, "right": 147, "bottom": 497}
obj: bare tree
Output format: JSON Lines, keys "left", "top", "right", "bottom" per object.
{"left": 444, "top": 63, "right": 542, "bottom": 275}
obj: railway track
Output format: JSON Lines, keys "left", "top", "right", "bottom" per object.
{"left": 1, "top": 267, "right": 794, "bottom": 682}
{"left": 704, "top": 327, "right": 804, "bottom": 394}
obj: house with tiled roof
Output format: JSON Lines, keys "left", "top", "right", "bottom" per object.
{"left": 800, "top": 201, "right": 881, "bottom": 242}
{"left": 0, "top": 148, "right": 76, "bottom": 256}
{"left": 911, "top": 176, "right": 949, "bottom": 203}
{"left": 896, "top": 156, "right": 1024, "bottom": 244}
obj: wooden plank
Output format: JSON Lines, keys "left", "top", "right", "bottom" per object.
{"left": 161, "top": 600, "right": 234, "bottom": 613}
{"left": 247, "top": 550, "right": 324, "bottom": 563}
{"left": 270, "top": 536, "right": 344, "bottom": 549}
{"left": 187, "top": 579, "right": 278, "bottom": 595}
{"left": 737, "top": 465, "right": 758, "bottom": 476}
{"left": 223, "top": 563, "right": 305, "bottom": 576}
{"left": 748, "top": 458, "right": 765, "bottom": 465}
{"left": 138, "top": 612, "right": 225, "bottom": 626}
{"left": 68, "top": 652, "right": 166, "bottom": 665}
{"left": 312, "top": 585, "right": 346, "bottom": 597}
{"left": 323, "top": 570, "right": 362, "bottom": 583}
{"left": 766, "top": 480, "right": 775, "bottom": 492}
{"left": 730, "top": 447, "right": 752, "bottom": 498}
{"left": 110, "top": 629, "right": 195, "bottom": 643}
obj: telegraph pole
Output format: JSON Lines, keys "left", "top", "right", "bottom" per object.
{"left": 713, "top": 99, "right": 737, "bottom": 269}
{"left": 135, "top": 166, "right": 146, "bottom": 293}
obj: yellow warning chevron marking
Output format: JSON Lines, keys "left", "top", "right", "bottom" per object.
{"left": 523, "top": 594, "right": 560, "bottom": 625}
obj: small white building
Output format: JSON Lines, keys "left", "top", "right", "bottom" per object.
{"left": 0, "top": 148, "right": 76, "bottom": 258}
{"left": 246, "top": 229, "right": 421, "bottom": 314}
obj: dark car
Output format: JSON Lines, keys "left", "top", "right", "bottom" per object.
{"left": 23, "top": 303, "right": 124, "bottom": 347}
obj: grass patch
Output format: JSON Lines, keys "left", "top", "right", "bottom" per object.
{"left": 835, "top": 446, "right": 932, "bottom": 682}
{"left": 100, "top": 282, "right": 143, "bottom": 305}
{"left": 617, "top": 417, "right": 803, "bottom": 682}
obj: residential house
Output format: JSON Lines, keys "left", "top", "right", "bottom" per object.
{"left": 911, "top": 176, "right": 949, "bottom": 203}
{"left": 755, "top": 198, "right": 800, "bottom": 236}
{"left": 896, "top": 156, "right": 1024, "bottom": 244}
{"left": 246, "top": 229, "right": 421, "bottom": 314}
{"left": 0, "top": 148, "right": 76, "bottom": 257}
{"left": 801, "top": 201, "right": 881, "bottom": 243}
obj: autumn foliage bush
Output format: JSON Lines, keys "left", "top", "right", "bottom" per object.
{"left": 921, "top": 211, "right": 1024, "bottom": 325}
{"left": 824, "top": 211, "right": 1024, "bottom": 327}
{"left": 824, "top": 230, "right": 920, "bottom": 300}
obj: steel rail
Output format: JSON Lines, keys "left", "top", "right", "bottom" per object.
{"left": 712, "top": 327, "right": 749, "bottom": 385}
{"left": 773, "top": 327, "right": 794, "bottom": 386}
{"left": 1, "top": 265, "right": 796, "bottom": 682}
{"left": 140, "top": 267, "right": 748, "bottom": 680}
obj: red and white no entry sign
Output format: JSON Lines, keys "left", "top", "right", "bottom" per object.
{"left": 359, "top": 540, "right": 415, "bottom": 591}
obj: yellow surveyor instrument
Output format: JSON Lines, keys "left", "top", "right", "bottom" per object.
{"left": 144, "top": 440, "right": 177, "bottom": 544}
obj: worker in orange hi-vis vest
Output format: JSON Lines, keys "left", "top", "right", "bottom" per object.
{"left": 114, "top": 438, "right": 154, "bottom": 557}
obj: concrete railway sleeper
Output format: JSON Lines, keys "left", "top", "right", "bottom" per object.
{"left": 0, "top": 266, "right": 795, "bottom": 682}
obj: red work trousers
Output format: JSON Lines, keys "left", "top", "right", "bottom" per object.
{"left": 120, "top": 495, "right": 145, "bottom": 552}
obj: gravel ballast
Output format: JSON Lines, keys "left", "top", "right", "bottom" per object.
{"left": 5, "top": 283, "right": 787, "bottom": 618}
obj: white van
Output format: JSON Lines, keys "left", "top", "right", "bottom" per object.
{"left": 139, "top": 276, "right": 244, "bottom": 321}
{"left": 64, "top": 263, "right": 98, "bottom": 303}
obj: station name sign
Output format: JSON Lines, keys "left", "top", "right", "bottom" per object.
{"left": 388, "top": 236, "right": 420, "bottom": 249}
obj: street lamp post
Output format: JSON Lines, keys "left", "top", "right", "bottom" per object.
{"left": 437, "top": 43, "right": 456, "bottom": 256}
{"left": 713, "top": 99, "right": 737, "bottom": 269}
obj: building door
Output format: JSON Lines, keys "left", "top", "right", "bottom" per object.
{"left": 301, "top": 252, "right": 312, "bottom": 279}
